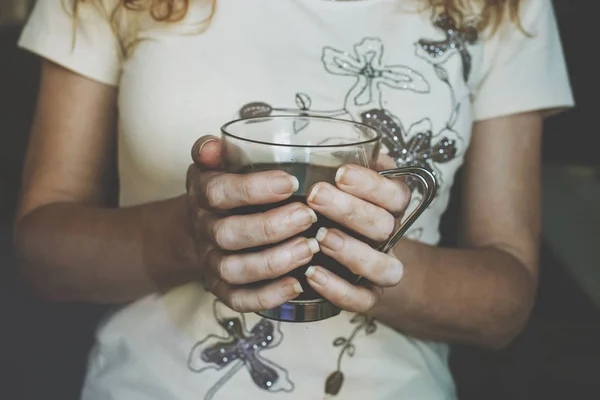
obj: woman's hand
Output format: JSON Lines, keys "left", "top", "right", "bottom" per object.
{"left": 187, "top": 137, "right": 320, "bottom": 312}
{"left": 305, "top": 158, "right": 412, "bottom": 313}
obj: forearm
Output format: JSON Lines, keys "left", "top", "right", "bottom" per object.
{"left": 369, "top": 239, "right": 537, "bottom": 348}
{"left": 13, "top": 195, "right": 199, "bottom": 304}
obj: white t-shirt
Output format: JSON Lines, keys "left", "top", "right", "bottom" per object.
{"left": 19, "top": 0, "right": 574, "bottom": 399}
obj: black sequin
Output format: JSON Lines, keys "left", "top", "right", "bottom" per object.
{"left": 417, "top": 14, "right": 478, "bottom": 81}
{"left": 361, "top": 109, "right": 457, "bottom": 194}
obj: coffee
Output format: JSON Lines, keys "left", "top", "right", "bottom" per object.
{"left": 233, "top": 163, "right": 368, "bottom": 300}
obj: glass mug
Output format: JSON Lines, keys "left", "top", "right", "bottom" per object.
{"left": 221, "top": 116, "right": 436, "bottom": 322}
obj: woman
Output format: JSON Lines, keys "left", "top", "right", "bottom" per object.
{"left": 14, "top": 0, "right": 573, "bottom": 398}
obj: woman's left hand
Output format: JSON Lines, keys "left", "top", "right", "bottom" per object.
{"left": 305, "top": 160, "right": 412, "bottom": 313}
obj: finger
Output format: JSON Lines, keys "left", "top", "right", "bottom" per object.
{"left": 206, "top": 237, "right": 320, "bottom": 285}
{"left": 375, "top": 153, "right": 398, "bottom": 171}
{"left": 315, "top": 227, "right": 403, "bottom": 287}
{"left": 193, "top": 169, "right": 299, "bottom": 210}
{"left": 191, "top": 136, "right": 223, "bottom": 169}
{"left": 201, "top": 202, "right": 318, "bottom": 250}
{"left": 307, "top": 182, "right": 395, "bottom": 242}
{"left": 334, "top": 164, "right": 411, "bottom": 217}
{"left": 304, "top": 265, "right": 382, "bottom": 313}
{"left": 204, "top": 271, "right": 304, "bottom": 313}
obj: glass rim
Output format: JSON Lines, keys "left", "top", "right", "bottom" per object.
{"left": 220, "top": 115, "right": 382, "bottom": 148}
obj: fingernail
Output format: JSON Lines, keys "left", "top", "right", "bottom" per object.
{"left": 283, "top": 282, "right": 304, "bottom": 298}
{"left": 335, "top": 167, "right": 344, "bottom": 183}
{"left": 292, "top": 238, "right": 320, "bottom": 259}
{"left": 335, "top": 166, "right": 361, "bottom": 185}
{"left": 315, "top": 227, "right": 328, "bottom": 242}
{"left": 387, "top": 259, "right": 404, "bottom": 284}
{"left": 307, "top": 185, "right": 319, "bottom": 204}
{"left": 291, "top": 176, "right": 300, "bottom": 192}
{"left": 305, "top": 266, "right": 328, "bottom": 285}
{"left": 293, "top": 282, "right": 304, "bottom": 294}
{"left": 192, "top": 137, "right": 218, "bottom": 160}
{"left": 270, "top": 176, "right": 299, "bottom": 195}
{"left": 316, "top": 227, "right": 343, "bottom": 250}
{"left": 291, "top": 208, "right": 318, "bottom": 227}
{"left": 307, "top": 238, "right": 320, "bottom": 254}
{"left": 307, "top": 184, "right": 328, "bottom": 206}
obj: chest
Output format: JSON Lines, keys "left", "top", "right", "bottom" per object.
{"left": 117, "top": 0, "right": 484, "bottom": 203}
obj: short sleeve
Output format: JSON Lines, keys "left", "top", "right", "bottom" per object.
{"left": 472, "top": 0, "right": 574, "bottom": 121}
{"left": 18, "top": 0, "right": 122, "bottom": 86}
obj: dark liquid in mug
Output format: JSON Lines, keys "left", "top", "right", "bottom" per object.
{"left": 233, "top": 163, "right": 369, "bottom": 301}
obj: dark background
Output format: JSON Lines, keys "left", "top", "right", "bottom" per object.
{"left": 1, "top": 1, "right": 598, "bottom": 399}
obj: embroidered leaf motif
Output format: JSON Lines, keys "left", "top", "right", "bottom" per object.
{"left": 448, "top": 103, "right": 461, "bottom": 127}
{"left": 346, "top": 344, "right": 356, "bottom": 357}
{"left": 333, "top": 337, "right": 347, "bottom": 347}
{"left": 325, "top": 371, "right": 345, "bottom": 395}
{"left": 431, "top": 137, "right": 457, "bottom": 163}
{"left": 293, "top": 118, "right": 309, "bottom": 134}
{"left": 188, "top": 300, "right": 294, "bottom": 398}
{"left": 434, "top": 64, "right": 449, "bottom": 83}
{"left": 239, "top": 102, "right": 272, "bottom": 119}
{"left": 295, "top": 93, "right": 312, "bottom": 110}
{"left": 360, "top": 109, "right": 406, "bottom": 153}
{"left": 416, "top": 14, "right": 478, "bottom": 81}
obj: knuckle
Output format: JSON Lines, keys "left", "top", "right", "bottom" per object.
{"left": 376, "top": 214, "right": 396, "bottom": 242}
{"left": 217, "top": 260, "right": 233, "bottom": 284}
{"left": 237, "top": 177, "right": 254, "bottom": 203}
{"left": 204, "top": 176, "right": 223, "bottom": 209}
{"left": 262, "top": 249, "right": 283, "bottom": 278}
{"left": 338, "top": 285, "right": 353, "bottom": 306}
{"left": 211, "top": 218, "right": 234, "bottom": 250}
{"left": 228, "top": 293, "right": 246, "bottom": 313}
{"left": 256, "top": 291, "right": 272, "bottom": 311}
{"left": 397, "top": 181, "right": 412, "bottom": 210}
{"left": 210, "top": 250, "right": 232, "bottom": 283}
{"left": 386, "top": 257, "right": 404, "bottom": 286}
{"left": 356, "top": 251, "right": 376, "bottom": 276}
{"left": 342, "top": 202, "right": 360, "bottom": 221}
{"left": 365, "top": 291, "right": 380, "bottom": 311}
{"left": 261, "top": 218, "right": 280, "bottom": 242}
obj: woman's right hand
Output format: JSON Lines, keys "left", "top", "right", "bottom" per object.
{"left": 185, "top": 136, "right": 320, "bottom": 313}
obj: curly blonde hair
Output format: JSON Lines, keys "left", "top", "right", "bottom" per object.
{"left": 73, "top": 0, "right": 523, "bottom": 55}
{"left": 81, "top": 0, "right": 522, "bottom": 22}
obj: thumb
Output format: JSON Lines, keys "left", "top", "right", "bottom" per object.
{"left": 191, "top": 135, "right": 223, "bottom": 169}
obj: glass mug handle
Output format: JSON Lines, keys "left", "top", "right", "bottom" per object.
{"left": 377, "top": 166, "right": 437, "bottom": 253}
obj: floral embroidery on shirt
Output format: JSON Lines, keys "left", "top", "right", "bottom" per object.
{"left": 416, "top": 13, "right": 479, "bottom": 81}
{"left": 324, "top": 314, "right": 378, "bottom": 396}
{"left": 187, "top": 300, "right": 294, "bottom": 400}
{"left": 238, "top": 25, "right": 477, "bottom": 195}
{"left": 239, "top": 37, "right": 429, "bottom": 123}
{"left": 320, "top": 37, "right": 430, "bottom": 112}
{"left": 359, "top": 110, "right": 458, "bottom": 194}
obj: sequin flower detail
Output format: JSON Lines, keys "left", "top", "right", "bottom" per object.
{"left": 361, "top": 109, "right": 458, "bottom": 194}
{"left": 416, "top": 14, "right": 478, "bottom": 81}
{"left": 188, "top": 301, "right": 294, "bottom": 400}
{"left": 322, "top": 37, "right": 429, "bottom": 107}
